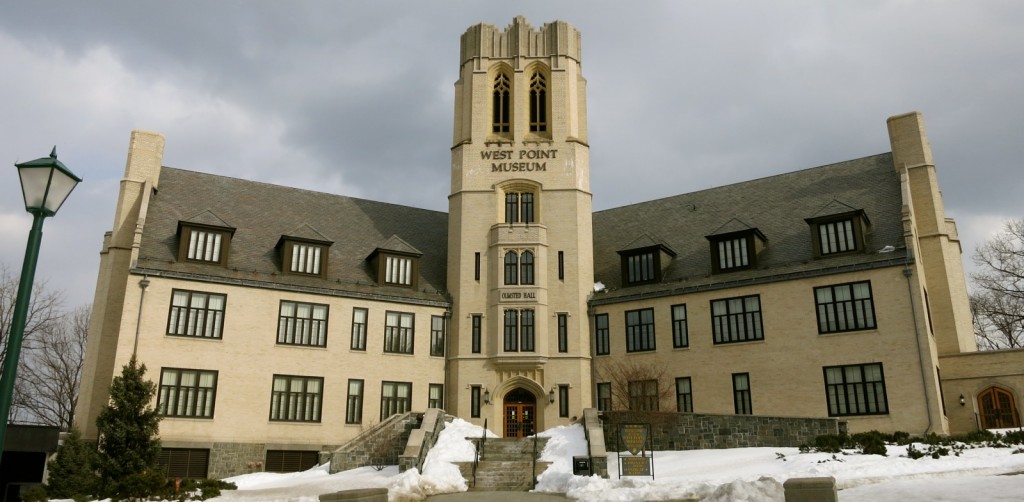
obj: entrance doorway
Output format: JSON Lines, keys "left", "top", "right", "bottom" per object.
{"left": 978, "top": 386, "right": 1021, "bottom": 429}
{"left": 503, "top": 388, "right": 537, "bottom": 437}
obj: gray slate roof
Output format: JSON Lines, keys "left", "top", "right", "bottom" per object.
{"left": 591, "top": 153, "right": 909, "bottom": 302}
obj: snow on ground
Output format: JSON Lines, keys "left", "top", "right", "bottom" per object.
{"left": 210, "top": 423, "right": 1024, "bottom": 501}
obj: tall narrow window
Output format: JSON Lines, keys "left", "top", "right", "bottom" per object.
{"left": 505, "top": 193, "right": 520, "bottom": 224}
{"left": 557, "top": 313, "right": 569, "bottom": 353}
{"left": 671, "top": 304, "right": 688, "bottom": 348}
{"left": 675, "top": 377, "right": 693, "bottom": 413}
{"left": 625, "top": 308, "right": 656, "bottom": 352}
{"left": 270, "top": 375, "right": 323, "bottom": 422}
{"left": 529, "top": 71, "right": 547, "bottom": 132}
{"left": 380, "top": 381, "right": 412, "bottom": 420}
{"left": 428, "top": 383, "right": 444, "bottom": 409}
{"left": 520, "top": 251, "right": 535, "bottom": 285}
{"left": 520, "top": 309, "right": 535, "bottom": 352}
{"left": 711, "top": 295, "right": 763, "bottom": 344}
{"left": 167, "top": 290, "right": 226, "bottom": 339}
{"left": 596, "top": 382, "right": 612, "bottom": 411}
{"left": 384, "top": 311, "right": 414, "bottom": 354}
{"left": 471, "top": 314, "right": 482, "bottom": 354}
{"left": 346, "top": 379, "right": 364, "bottom": 424}
{"left": 351, "top": 307, "right": 367, "bottom": 350}
{"left": 558, "top": 385, "right": 570, "bottom": 417}
{"left": 558, "top": 251, "right": 565, "bottom": 280}
{"left": 733, "top": 373, "right": 752, "bottom": 415}
{"left": 277, "top": 301, "right": 328, "bottom": 347}
{"left": 471, "top": 385, "right": 481, "bottom": 418}
{"left": 594, "top": 314, "right": 610, "bottom": 355}
{"left": 493, "top": 73, "right": 511, "bottom": 133}
{"left": 520, "top": 193, "right": 534, "bottom": 223}
{"left": 430, "top": 315, "right": 445, "bottom": 357}
{"left": 504, "top": 251, "right": 518, "bottom": 285}
{"left": 474, "top": 252, "right": 481, "bottom": 281}
{"left": 625, "top": 251, "right": 656, "bottom": 284}
{"left": 504, "top": 310, "right": 518, "bottom": 352}
{"left": 505, "top": 191, "right": 536, "bottom": 224}
{"left": 158, "top": 368, "right": 217, "bottom": 418}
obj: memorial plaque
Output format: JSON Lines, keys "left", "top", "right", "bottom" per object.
{"left": 620, "top": 456, "right": 652, "bottom": 476}
{"left": 620, "top": 423, "right": 648, "bottom": 455}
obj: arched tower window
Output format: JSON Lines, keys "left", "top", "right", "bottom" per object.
{"left": 529, "top": 71, "right": 547, "bottom": 133}
{"left": 504, "top": 251, "right": 519, "bottom": 285}
{"left": 520, "top": 251, "right": 535, "bottom": 285}
{"left": 493, "top": 72, "right": 511, "bottom": 134}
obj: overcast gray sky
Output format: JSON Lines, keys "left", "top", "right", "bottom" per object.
{"left": 1, "top": 1, "right": 1022, "bottom": 308}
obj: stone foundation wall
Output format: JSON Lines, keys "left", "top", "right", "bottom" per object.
{"left": 600, "top": 411, "right": 838, "bottom": 452}
{"left": 208, "top": 442, "right": 267, "bottom": 479}
{"left": 329, "top": 412, "right": 423, "bottom": 473}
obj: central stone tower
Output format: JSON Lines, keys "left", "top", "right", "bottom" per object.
{"left": 447, "top": 17, "right": 593, "bottom": 436}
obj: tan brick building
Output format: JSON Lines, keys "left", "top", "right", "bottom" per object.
{"left": 76, "top": 17, "right": 1023, "bottom": 479}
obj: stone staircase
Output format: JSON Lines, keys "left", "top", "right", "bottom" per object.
{"left": 457, "top": 437, "right": 552, "bottom": 491}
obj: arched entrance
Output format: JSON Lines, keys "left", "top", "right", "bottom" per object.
{"left": 503, "top": 388, "right": 537, "bottom": 437}
{"left": 978, "top": 386, "right": 1021, "bottom": 429}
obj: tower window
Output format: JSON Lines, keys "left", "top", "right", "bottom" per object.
{"left": 493, "top": 73, "right": 511, "bottom": 134}
{"left": 505, "top": 191, "right": 536, "bottom": 224}
{"left": 529, "top": 71, "right": 547, "bottom": 133}
{"left": 520, "top": 251, "right": 535, "bottom": 285}
{"left": 504, "top": 251, "right": 518, "bottom": 285}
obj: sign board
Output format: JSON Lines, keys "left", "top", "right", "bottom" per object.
{"left": 617, "top": 423, "right": 654, "bottom": 478}
{"left": 620, "top": 455, "right": 652, "bottom": 476}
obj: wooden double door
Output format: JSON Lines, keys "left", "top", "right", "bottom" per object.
{"left": 979, "top": 386, "right": 1021, "bottom": 429}
{"left": 503, "top": 388, "right": 536, "bottom": 438}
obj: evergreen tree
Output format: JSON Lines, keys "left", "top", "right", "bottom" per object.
{"left": 45, "top": 427, "right": 98, "bottom": 498}
{"left": 94, "top": 356, "right": 164, "bottom": 498}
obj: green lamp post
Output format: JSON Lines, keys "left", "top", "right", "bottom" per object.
{"left": 0, "top": 147, "right": 81, "bottom": 457}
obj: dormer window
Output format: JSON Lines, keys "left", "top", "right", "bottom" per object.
{"left": 289, "top": 243, "right": 323, "bottom": 275}
{"left": 707, "top": 229, "right": 766, "bottom": 274}
{"left": 618, "top": 236, "right": 677, "bottom": 286}
{"left": 178, "top": 223, "right": 234, "bottom": 266}
{"left": 807, "top": 210, "right": 868, "bottom": 257}
{"left": 626, "top": 250, "right": 656, "bottom": 284}
{"left": 384, "top": 255, "right": 414, "bottom": 286}
{"left": 278, "top": 226, "right": 332, "bottom": 278}
{"left": 367, "top": 235, "right": 422, "bottom": 289}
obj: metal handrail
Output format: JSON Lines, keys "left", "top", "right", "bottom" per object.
{"left": 531, "top": 430, "right": 538, "bottom": 489}
{"left": 472, "top": 418, "right": 487, "bottom": 488}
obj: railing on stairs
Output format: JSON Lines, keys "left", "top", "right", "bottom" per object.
{"left": 472, "top": 418, "right": 487, "bottom": 488}
{"left": 531, "top": 431, "right": 539, "bottom": 489}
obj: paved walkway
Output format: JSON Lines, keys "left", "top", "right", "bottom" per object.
{"left": 426, "top": 492, "right": 569, "bottom": 501}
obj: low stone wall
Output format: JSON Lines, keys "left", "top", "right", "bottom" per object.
{"left": 208, "top": 442, "right": 267, "bottom": 479}
{"left": 581, "top": 409, "right": 609, "bottom": 477}
{"left": 398, "top": 408, "right": 447, "bottom": 472}
{"left": 600, "top": 411, "right": 838, "bottom": 451}
{"left": 329, "top": 412, "right": 423, "bottom": 473}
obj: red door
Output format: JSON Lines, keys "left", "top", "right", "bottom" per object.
{"left": 503, "top": 388, "right": 537, "bottom": 437}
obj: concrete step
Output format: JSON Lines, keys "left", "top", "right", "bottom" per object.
{"left": 460, "top": 461, "right": 552, "bottom": 491}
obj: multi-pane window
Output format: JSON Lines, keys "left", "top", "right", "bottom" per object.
{"left": 186, "top": 228, "right": 224, "bottom": 263}
{"left": 430, "top": 315, "right": 445, "bottom": 357}
{"left": 471, "top": 385, "right": 481, "bottom": 418}
{"left": 428, "top": 383, "right": 444, "bottom": 409}
{"left": 471, "top": 314, "right": 482, "bottom": 353}
{"left": 270, "top": 375, "right": 323, "bottom": 422}
{"left": 671, "top": 304, "right": 688, "bottom": 348}
{"left": 504, "top": 251, "right": 518, "bottom": 285}
{"left": 493, "top": 72, "right": 511, "bottom": 133}
{"left": 529, "top": 71, "right": 547, "bottom": 132}
{"left": 815, "top": 281, "right": 877, "bottom": 333}
{"left": 675, "top": 377, "right": 693, "bottom": 413}
{"left": 277, "top": 301, "right": 328, "bottom": 347}
{"left": 520, "top": 251, "right": 535, "bottom": 285}
{"left": 384, "top": 311, "right": 414, "bottom": 354}
{"left": 557, "top": 313, "right": 568, "bottom": 353}
{"left": 558, "top": 385, "right": 570, "bottom": 417}
{"left": 818, "top": 218, "right": 857, "bottom": 255}
{"left": 380, "top": 381, "right": 412, "bottom": 420}
{"left": 287, "top": 242, "right": 324, "bottom": 275}
{"left": 520, "top": 310, "right": 535, "bottom": 352}
{"left": 346, "top": 379, "right": 364, "bottom": 424}
{"left": 711, "top": 295, "right": 763, "bottom": 344}
{"left": 625, "top": 308, "right": 656, "bottom": 352}
{"left": 503, "top": 309, "right": 535, "bottom": 352}
{"left": 594, "top": 314, "right": 610, "bottom": 355}
{"left": 167, "top": 290, "right": 226, "bottom": 339}
{"left": 823, "top": 363, "right": 888, "bottom": 416}
{"left": 597, "top": 382, "right": 612, "bottom": 411}
{"left": 733, "top": 373, "right": 752, "bottom": 415}
{"left": 158, "top": 368, "right": 217, "bottom": 418}
{"left": 625, "top": 251, "right": 655, "bottom": 284}
{"left": 384, "top": 256, "right": 414, "bottom": 286}
{"left": 628, "top": 379, "right": 659, "bottom": 411}
{"left": 351, "top": 308, "right": 368, "bottom": 350}
{"left": 505, "top": 192, "right": 536, "bottom": 224}
{"left": 504, "top": 250, "right": 535, "bottom": 285}
{"left": 504, "top": 310, "right": 518, "bottom": 352}
{"left": 717, "top": 236, "right": 749, "bottom": 270}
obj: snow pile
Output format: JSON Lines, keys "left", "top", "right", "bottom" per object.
{"left": 388, "top": 417, "right": 497, "bottom": 501}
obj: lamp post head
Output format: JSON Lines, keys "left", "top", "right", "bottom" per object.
{"left": 16, "top": 146, "right": 82, "bottom": 217}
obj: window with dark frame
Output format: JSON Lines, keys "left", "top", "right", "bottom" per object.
{"left": 270, "top": 375, "right": 323, "bottom": 422}
{"left": 504, "top": 309, "right": 518, "bottom": 352}
{"left": 475, "top": 252, "right": 481, "bottom": 281}
{"left": 716, "top": 236, "right": 749, "bottom": 270}
{"left": 594, "top": 314, "right": 610, "bottom": 355}
{"left": 502, "top": 309, "right": 535, "bottom": 352}
{"left": 350, "top": 307, "right": 368, "bottom": 350}
{"left": 471, "top": 314, "right": 482, "bottom": 353}
{"left": 430, "top": 315, "right": 445, "bottom": 357}
{"left": 384, "top": 255, "right": 414, "bottom": 286}
{"left": 815, "top": 217, "right": 859, "bottom": 255}
{"left": 711, "top": 295, "right": 763, "bottom": 344}
{"left": 675, "top": 377, "right": 693, "bottom": 413}
{"left": 557, "top": 313, "right": 568, "bottom": 353}
{"left": 815, "top": 281, "right": 877, "bottom": 334}
{"left": 597, "top": 382, "right": 612, "bottom": 411}
{"left": 167, "top": 289, "right": 226, "bottom": 339}
{"left": 285, "top": 241, "right": 325, "bottom": 276}
{"left": 529, "top": 71, "right": 547, "bottom": 132}
{"left": 625, "top": 251, "right": 656, "bottom": 284}
{"left": 471, "top": 385, "right": 481, "bottom": 418}
{"left": 158, "top": 448, "right": 209, "bottom": 479}
{"left": 346, "top": 379, "right": 364, "bottom": 424}
{"left": 733, "top": 373, "right": 752, "bottom": 415}
{"left": 505, "top": 191, "right": 536, "bottom": 224}
{"left": 504, "top": 250, "right": 519, "bottom": 285}
{"left": 185, "top": 228, "right": 225, "bottom": 263}
{"left": 671, "top": 304, "right": 688, "bottom": 348}
{"left": 380, "top": 381, "right": 412, "bottom": 421}
{"left": 384, "top": 311, "right": 414, "bottom": 354}
{"left": 277, "top": 300, "right": 328, "bottom": 347}
{"left": 158, "top": 368, "right": 217, "bottom": 418}
{"left": 520, "top": 250, "right": 535, "bottom": 285}
{"left": 558, "top": 385, "right": 570, "bottom": 417}
{"left": 520, "top": 309, "right": 535, "bottom": 352}
{"left": 628, "top": 379, "right": 659, "bottom": 411}
{"left": 493, "top": 72, "right": 511, "bottom": 133}
{"left": 428, "top": 383, "right": 444, "bottom": 409}
{"left": 823, "top": 363, "right": 889, "bottom": 416}
{"left": 558, "top": 251, "right": 564, "bottom": 280}
{"left": 625, "top": 308, "right": 656, "bottom": 352}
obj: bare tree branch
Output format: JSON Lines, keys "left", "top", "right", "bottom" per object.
{"left": 0, "top": 263, "right": 65, "bottom": 374}
{"left": 596, "top": 358, "right": 675, "bottom": 411}
{"left": 971, "top": 219, "right": 1024, "bottom": 350}
{"left": 12, "top": 304, "right": 89, "bottom": 429}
